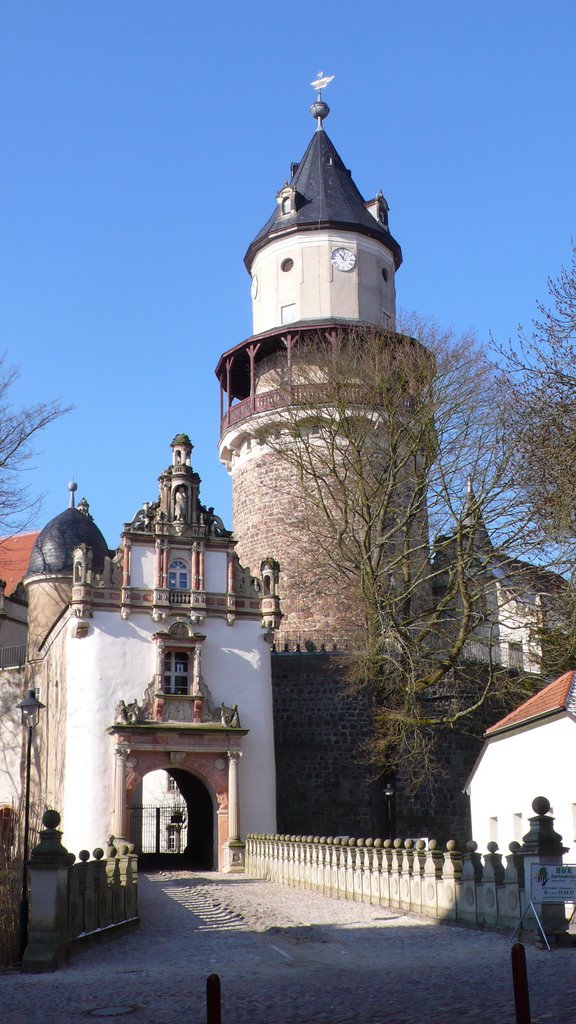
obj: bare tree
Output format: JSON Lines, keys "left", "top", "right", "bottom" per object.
{"left": 0, "top": 354, "right": 68, "bottom": 535}
{"left": 498, "top": 243, "right": 576, "bottom": 538}
{"left": 253, "top": 318, "right": 564, "bottom": 780}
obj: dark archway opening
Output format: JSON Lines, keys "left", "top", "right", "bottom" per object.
{"left": 135, "top": 770, "right": 214, "bottom": 870}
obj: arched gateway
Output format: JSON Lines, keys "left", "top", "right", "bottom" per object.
{"left": 111, "top": 731, "right": 245, "bottom": 871}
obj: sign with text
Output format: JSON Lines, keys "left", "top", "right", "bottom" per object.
{"left": 530, "top": 864, "right": 576, "bottom": 902}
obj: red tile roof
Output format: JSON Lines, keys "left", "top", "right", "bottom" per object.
{"left": 486, "top": 670, "right": 576, "bottom": 736}
{"left": 0, "top": 533, "right": 40, "bottom": 596}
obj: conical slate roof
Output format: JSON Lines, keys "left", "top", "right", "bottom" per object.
{"left": 26, "top": 507, "right": 111, "bottom": 578}
{"left": 245, "top": 128, "right": 402, "bottom": 270}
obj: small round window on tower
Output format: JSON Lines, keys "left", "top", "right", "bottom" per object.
{"left": 281, "top": 258, "right": 294, "bottom": 273}
{"left": 382, "top": 267, "right": 389, "bottom": 282}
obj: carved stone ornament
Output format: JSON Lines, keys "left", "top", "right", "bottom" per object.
{"left": 128, "top": 500, "right": 159, "bottom": 532}
{"left": 169, "top": 620, "right": 190, "bottom": 639}
{"left": 218, "top": 703, "right": 241, "bottom": 728}
{"left": 99, "top": 548, "right": 123, "bottom": 587}
{"left": 114, "top": 699, "right": 141, "bottom": 725}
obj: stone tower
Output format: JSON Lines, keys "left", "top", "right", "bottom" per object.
{"left": 216, "top": 86, "right": 403, "bottom": 641}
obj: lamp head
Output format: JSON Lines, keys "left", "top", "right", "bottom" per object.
{"left": 17, "top": 689, "right": 45, "bottom": 729}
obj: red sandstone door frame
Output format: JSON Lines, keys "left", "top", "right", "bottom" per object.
{"left": 109, "top": 731, "right": 242, "bottom": 870}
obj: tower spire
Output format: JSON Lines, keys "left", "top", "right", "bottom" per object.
{"left": 310, "top": 71, "right": 334, "bottom": 130}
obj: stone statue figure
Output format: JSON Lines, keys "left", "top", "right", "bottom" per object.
{"left": 125, "top": 700, "right": 139, "bottom": 724}
{"left": 115, "top": 700, "right": 129, "bottom": 724}
{"left": 114, "top": 699, "right": 140, "bottom": 725}
{"left": 174, "top": 488, "right": 188, "bottom": 523}
{"left": 219, "top": 703, "right": 241, "bottom": 728}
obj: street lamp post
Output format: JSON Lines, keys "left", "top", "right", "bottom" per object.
{"left": 384, "top": 781, "right": 396, "bottom": 841}
{"left": 17, "top": 688, "right": 45, "bottom": 962}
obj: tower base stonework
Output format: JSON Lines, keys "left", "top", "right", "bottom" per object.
{"left": 271, "top": 650, "right": 382, "bottom": 838}
{"left": 271, "top": 650, "right": 527, "bottom": 845}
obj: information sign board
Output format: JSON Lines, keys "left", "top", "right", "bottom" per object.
{"left": 530, "top": 864, "right": 576, "bottom": 902}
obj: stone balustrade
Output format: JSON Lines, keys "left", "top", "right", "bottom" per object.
{"left": 246, "top": 798, "right": 570, "bottom": 938}
{"left": 23, "top": 810, "right": 139, "bottom": 972}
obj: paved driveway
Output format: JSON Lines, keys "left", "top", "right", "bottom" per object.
{"left": 2, "top": 871, "right": 574, "bottom": 1023}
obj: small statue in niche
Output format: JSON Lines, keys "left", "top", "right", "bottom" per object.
{"left": 174, "top": 487, "right": 188, "bottom": 523}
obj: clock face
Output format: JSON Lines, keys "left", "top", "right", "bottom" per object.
{"left": 331, "top": 247, "right": 356, "bottom": 272}
{"left": 251, "top": 274, "right": 259, "bottom": 299}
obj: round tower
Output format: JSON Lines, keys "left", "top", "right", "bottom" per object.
{"left": 216, "top": 89, "right": 404, "bottom": 642}
{"left": 25, "top": 484, "right": 112, "bottom": 657}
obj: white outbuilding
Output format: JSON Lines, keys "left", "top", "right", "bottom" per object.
{"left": 466, "top": 670, "right": 576, "bottom": 860}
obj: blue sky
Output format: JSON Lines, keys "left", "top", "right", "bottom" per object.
{"left": 1, "top": 1, "right": 575, "bottom": 550}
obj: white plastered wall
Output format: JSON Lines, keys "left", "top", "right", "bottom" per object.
{"left": 0, "top": 668, "right": 26, "bottom": 808}
{"left": 204, "top": 551, "right": 227, "bottom": 593}
{"left": 200, "top": 617, "right": 276, "bottom": 836}
{"left": 468, "top": 715, "right": 576, "bottom": 861}
{"left": 250, "top": 231, "right": 395, "bottom": 334}
{"left": 494, "top": 581, "right": 542, "bottom": 673}
{"left": 130, "top": 546, "right": 155, "bottom": 588}
{"left": 61, "top": 608, "right": 276, "bottom": 854}
{"left": 62, "top": 610, "right": 155, "bottom": 855}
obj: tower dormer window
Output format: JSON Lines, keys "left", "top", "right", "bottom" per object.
{"left": 276, "top": 184, "right": 299, "bottom": 218}
{"left": 281, "top": 258, "right": 294, "bottom": 273}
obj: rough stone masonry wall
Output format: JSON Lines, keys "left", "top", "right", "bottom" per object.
{"left": 270, "top": 653, "right": 520, "bottom": 846}
{"left": 231, "top": 450, "right": 363, "bottom": 641}
{"left": 271, "top": 652, "right": 383, "bottom": 839}
{"left": 396, "top": 723, "right": 477, "bottom": 844}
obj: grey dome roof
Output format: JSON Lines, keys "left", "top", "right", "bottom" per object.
{"left": 26, "top": 507, "right": 111, "bottom": 577}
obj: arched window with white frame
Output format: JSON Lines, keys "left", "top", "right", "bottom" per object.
{"left": 168, "top": 559, "right": 189, "bottom": 590}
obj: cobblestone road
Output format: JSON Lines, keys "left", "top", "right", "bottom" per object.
{"left": 3, "top": 871, "right": 576, "bottom": 1024}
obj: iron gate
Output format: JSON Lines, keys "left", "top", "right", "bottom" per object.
{"left": 129, "top": 804, "right": 187, "bottom": 855}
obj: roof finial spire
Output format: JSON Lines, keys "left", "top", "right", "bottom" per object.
{"left": 68, "top": 479, "right": 78, "bottom": 509}
{"left": 310, "top": 71, "right": 334, "bottom": 130}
